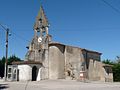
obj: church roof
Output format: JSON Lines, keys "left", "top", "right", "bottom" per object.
{"left": 82, "top": 49, "right": 102, "bottom": 55}
{"left": 49, "top": 42, "right": 102, "bottom": 55}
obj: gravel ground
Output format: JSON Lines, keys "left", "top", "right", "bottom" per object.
{"left": 0, "top": 80, "right": 120, "bottom": 90}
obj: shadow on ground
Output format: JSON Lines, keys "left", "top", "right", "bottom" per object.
{"left": 0, "top": 84, "right": 9, "bottom": 90}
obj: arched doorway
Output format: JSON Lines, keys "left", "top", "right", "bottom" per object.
{"left": 32, "top": 66, "right": 37, "bottom": 81}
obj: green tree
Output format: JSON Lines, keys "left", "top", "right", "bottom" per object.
{"left": 116, "top": 56, "right": 120, "bottom": 63}
{"left": 112, "top": 63, "right": 120, "bottom": 82}
{"left": 102, "top": 59, "right": 114, "bottom": 65}
{"left": 102, "top": 58, "right": 120, "bottom": 82}
{"left": 0, "top": 57, "right": 6, "bottom": 78}
{"left": 0, "top": 55, "right": 21, "bottom": 78}
{"left": 7, "top": 55, "right": 21, "bottom": 65}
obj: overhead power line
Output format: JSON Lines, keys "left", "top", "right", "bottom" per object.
{"left": 10, "top": 31, "right": 30, "bottom": 43}
{"left": 0, "top": 23, "right": 30, "bottom": 43}
{"left": 101, "top": 0, "right": 120, "bottom": 14}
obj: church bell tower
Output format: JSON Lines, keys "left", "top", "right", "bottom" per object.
{"left": 25, "top": 5, "right": 51, "bottom": 62}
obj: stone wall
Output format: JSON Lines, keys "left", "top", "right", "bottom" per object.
{"left": 64, "top": 46, "right": 83, "bottom": 80}
{"left": 87, "top": 59, "right": 113, "bottom": 82}
{"left": 49, "top": 44, "right": 65, "bottom": 79}
{"left": 88, "top": 59, "right": 102, "bottom": 81}
{"left": 18, "top": 43, "right": 113, "bottom": 82}
{"left": 102, "top": 66, "right": 113, "bottom": 82}
{"left": 41, "top": 49, "right": 49, "bottom": 80}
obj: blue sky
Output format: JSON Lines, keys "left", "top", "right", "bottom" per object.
{"left": 0, "top": 0, "right": 120, "bottom": 60}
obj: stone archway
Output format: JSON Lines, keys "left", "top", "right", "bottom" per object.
{"left": 32, "top": 66, "right": 37, "bottom": 81}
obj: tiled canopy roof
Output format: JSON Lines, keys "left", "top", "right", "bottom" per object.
{"left": 12, "top": 61, "right": 42, "bottom": 65}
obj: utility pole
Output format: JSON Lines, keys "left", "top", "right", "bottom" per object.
{"left": 0, "top": 23, "right": 10, "bottom": 81}
{"left": 4, "top": 29, "right": 9, "bottom": 81}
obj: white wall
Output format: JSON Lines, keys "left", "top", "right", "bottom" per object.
{"left": 18, "top": 65, "right": 32, "bottom": 81}
{"left": 18, "top": 64, "right": 42, "bottom": 81}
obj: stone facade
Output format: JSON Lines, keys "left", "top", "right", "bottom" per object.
{"left": 8, "top": 42, "right": 113, "bottom": 82}
{"left": 48, "top": 43, "right": 113, "bottom": 82}
{"left": 7, "top": 5, "right": 113, "bottom": 82}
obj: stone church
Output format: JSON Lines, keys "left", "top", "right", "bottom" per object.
{"left": 7, "top": 5, "right": 113, "bottom": 82}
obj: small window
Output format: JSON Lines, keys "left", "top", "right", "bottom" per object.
{"left": 13, "top": 69, "right": 16, "bottom": 74}
{"left": 106, "top": 68, "right": 109, "bottom": 75}
{"left": 13, "top": 74, "right": 16, "bottom": 79}
{"left": 8, "top": 68, "right": 12, "bottom": 73}
{"left": 8, "top": 74, "right": 11, "bottom": 79}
